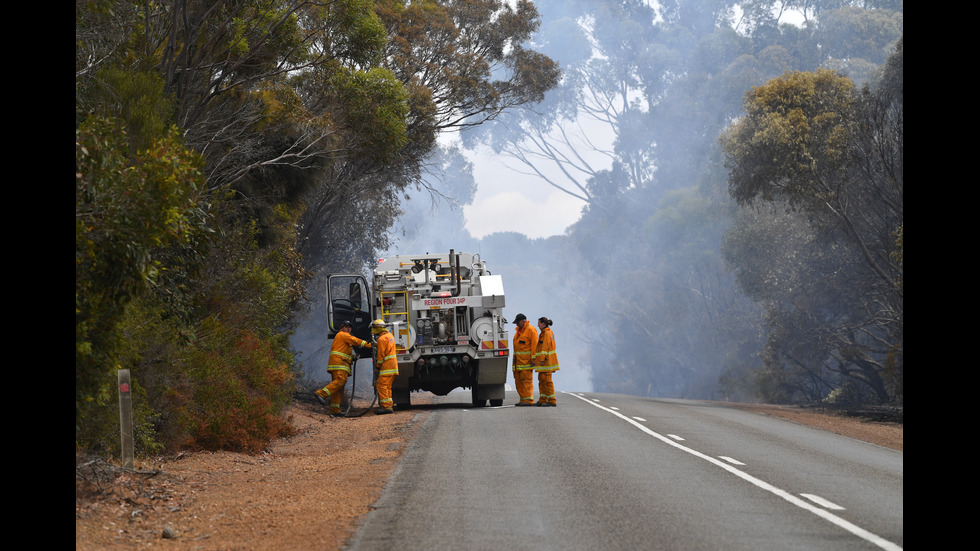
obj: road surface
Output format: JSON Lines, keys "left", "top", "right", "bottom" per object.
{"left": 346, "top": 391, "right": 902, "bottom": 550}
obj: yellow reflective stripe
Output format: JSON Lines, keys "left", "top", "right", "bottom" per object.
{"left": 331, "top": 351, "right": 352, "bottom": 360}
{"left": 327, "top": 365, "right": 352, "bottom": 374}
{"left": 383, "top": 354, "right": 397, "bottom": 362}
{"left": 379, "top": 368, "right": 398, "bottom": 376}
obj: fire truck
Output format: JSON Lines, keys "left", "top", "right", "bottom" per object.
{"left": 325, "top": 250, "right": 509, "bottom": 407}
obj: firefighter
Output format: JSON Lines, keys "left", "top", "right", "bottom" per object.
{"left": 511, "top": 313, "right": 538, "bottom": 406}
{"left": 372, "top": 319, "right": 398, "bottom": 415}
{"left": 533, "top": 316, "right": 559, "bottom": 407}
{"left": 315, "top": 320, "right": 371, "bottom": 417}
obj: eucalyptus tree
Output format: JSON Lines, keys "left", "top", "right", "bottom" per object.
{"left": 298, "top": 0, "right": 562, "bottom": 274}
{"left": 722, "top": 40, "right": 903, "bottom": 404}
{"left": 459, "top": 0, "right": 901, "bottom": 401}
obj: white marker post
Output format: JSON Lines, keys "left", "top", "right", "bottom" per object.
{"left": 118, "top": 369, "right": 134, "bottom": 468}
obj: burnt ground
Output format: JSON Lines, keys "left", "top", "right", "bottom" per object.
{"left": 76, "top": 395, "right": 902, "bottom": 550}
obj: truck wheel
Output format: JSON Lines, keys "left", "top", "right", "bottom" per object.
{"left": 471, "top": 386, "right": 487, "bottom": 407}
{"left": 394, "top": 389, "right": 411, "bottom": 409}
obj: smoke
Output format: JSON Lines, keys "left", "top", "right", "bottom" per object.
{"left": 292, "top": 0, "right": 903, "bottom": 402}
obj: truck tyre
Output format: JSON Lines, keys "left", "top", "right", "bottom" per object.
{"left": 471, "top": 386, "right": 487, "bottom": 407}
{"left": 394, "top": 388, "right": 411, "bottom": 409}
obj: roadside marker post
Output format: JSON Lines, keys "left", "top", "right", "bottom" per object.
{"left": 118, "top": 369, "right": 134, "bottom": 468}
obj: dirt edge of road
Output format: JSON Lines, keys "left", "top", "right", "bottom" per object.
{"left": 728, "top": 402, "right": 903, "bottom": 452}
{"left": 76, "top": 396, "right": 902, "bottom": 550}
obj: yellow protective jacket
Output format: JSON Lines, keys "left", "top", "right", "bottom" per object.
{"left": 376, "top": 331, "right": 399, "bottom": 377}
{"left": 328, "top": 331, "right": 371, "bottom": 374}
{"left": 512, "top": 323, "right": 538, "bottom": 370}
{"left": 534, "top": 327, "right": 559, "bottom": 372}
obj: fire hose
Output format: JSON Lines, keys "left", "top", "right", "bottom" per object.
{"left": 342, "top": 336, "right": 380, "bottom": 417}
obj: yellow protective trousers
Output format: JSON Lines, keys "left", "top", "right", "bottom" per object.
{"left": 537, "top": 371, "right": 556, "bottom": 405}
{"left": 321, "top": 370, "right": 350, "bottom": 413}
{"left": 376, "top": 373, "right": 395, "bottom": 409}
{"left": 513, "top": 369, "right": 535, "bottom": 403}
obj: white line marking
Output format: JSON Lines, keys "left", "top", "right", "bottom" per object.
{"left": 633, "top": 417, "right": 647, "bottom": 422}
{"left": 667, "top": 434, "right": 685, "bottom": 441}
{"left": 610, "top": 406, "right": 620, "bottom": 411}
{"left": 563, "top": 392, "right": 901, "bottom": 551}
{"left": 719, "top": 456, "right": 746, "bottom": 465}
{"left": 801, "top": 493, "right": 846, "bottom": 510}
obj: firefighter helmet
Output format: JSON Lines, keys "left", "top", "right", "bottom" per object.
{"left": 371, "top": 319, "right": 387, "bottom": 334}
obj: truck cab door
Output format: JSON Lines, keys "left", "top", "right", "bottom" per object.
{"left": 326, "top": 274, "right": 372, "bottom": 342}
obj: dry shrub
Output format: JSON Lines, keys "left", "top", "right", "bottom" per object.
{"left": 173, "top": 329, "right": 296, "bottom": 453}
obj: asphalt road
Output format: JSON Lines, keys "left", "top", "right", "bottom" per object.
{"left": 346, "top": 391, "right": 903, "bottom": 551}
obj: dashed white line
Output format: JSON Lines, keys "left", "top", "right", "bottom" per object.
{"left": 632, "top": 417, "right": 647, "bottom": 422}
{"left": 563, "top": 391, "right": 901, "bottom": 551}
{"left": 667, "top": 434, "right": 684, "bottom": 441}
{"left": 801, "top": 493, "right": 846, "bottom": 510}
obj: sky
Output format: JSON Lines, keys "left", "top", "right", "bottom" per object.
{"left": 457, "top": 114, "right": 614, "bottom": 240}
{"left": 463, "top": 145, "right": 588, "bottom": 239}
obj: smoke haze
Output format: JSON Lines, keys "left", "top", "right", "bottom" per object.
{"left": 293, "top": 0, "right": 903, "bottom": 406}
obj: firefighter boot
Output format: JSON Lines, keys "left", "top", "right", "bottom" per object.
{"left": 374, "top": 407, "right": 393, "bottom": 415}
{"left": 314, "top": 388, "right": 330, "bottom": 406}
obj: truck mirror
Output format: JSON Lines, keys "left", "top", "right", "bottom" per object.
{"left": 349, "top": 282, "right": 362, "bottom": 309}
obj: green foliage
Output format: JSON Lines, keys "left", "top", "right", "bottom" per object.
{"left": 323, "top": 0, "right": 388, "bottom": 66}
{"left": 819, "top": 7, "right": 903, "bottom": 65}
{"left": 76, "top": 210, "right": 303, "bottom": 454}
{"left": 74, "top": 371, "right": 165, "bottom": 457}
{"left": 76, "top": 114, "right": 205, "bottom": 426}
{"left": 92, "top": 68, "right": 176, "bottom": 152}
{"left": 725, "top": 68, "right": 856, "bottom": 210}
{"left": 198, "top": 212, "right": 306, "bottom": 334}
{"left": 376, "top": 0, "right": 561, "bottom": 132}
{"left": 298, "top": 0, "right": 561, "bottom": 274}
{"left": 721, "top": 41, "right": 903, "bottom": 405}
{"left": 329, "top": 66, "right": 410, "bottom": 162}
